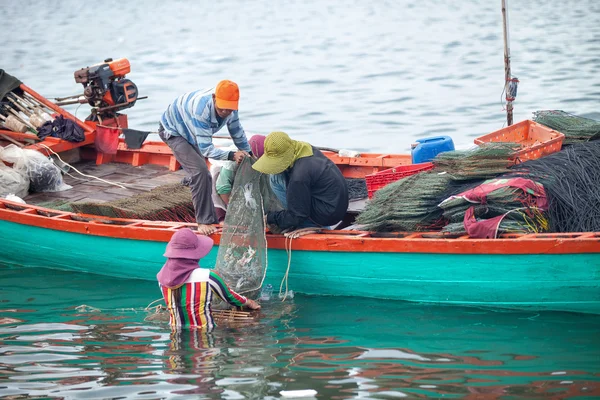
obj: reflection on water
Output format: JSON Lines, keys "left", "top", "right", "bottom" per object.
{"left": 2, "top": 0, "right": 599, "bottom": 153}
{"left": 1, "top": 266, "right": 599, "bottom": 399}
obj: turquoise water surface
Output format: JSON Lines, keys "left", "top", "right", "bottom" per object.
{"left": 1, "top": 266, "right": 599, "bottom": 399}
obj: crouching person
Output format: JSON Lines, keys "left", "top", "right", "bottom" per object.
{"left": 252, "top": 131, "right": 349, "bottom": 231}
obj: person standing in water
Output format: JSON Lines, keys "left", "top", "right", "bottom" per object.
{"left": 157, "top": 228, "right": 260, "bottom": 329}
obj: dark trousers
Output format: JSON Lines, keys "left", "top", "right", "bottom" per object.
{"left": 158, "top": 127, "right": 217, "bottom": 224}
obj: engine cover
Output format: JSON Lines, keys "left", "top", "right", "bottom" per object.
{"left": 108, "top": 79, "right": 138, "bottom": 109}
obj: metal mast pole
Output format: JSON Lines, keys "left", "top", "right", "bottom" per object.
{"left": 502, "top": 0, "right": 513, "bottom": 126}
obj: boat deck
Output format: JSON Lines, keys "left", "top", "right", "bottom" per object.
{"left": 24, "top": 160, "right": 187, "bottom": 208}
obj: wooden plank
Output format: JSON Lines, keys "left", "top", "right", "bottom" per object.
{"left": 20, "top": 84, "right": 94, "bottom": 133}
{"left": 0, "top": 133, "right": 25, "bottom": 147}
{"left": 0, "top": 129, "right": 40, "bottom": 142}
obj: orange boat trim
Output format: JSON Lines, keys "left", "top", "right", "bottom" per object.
{"left": 1, "top": 199, "right": 599, "bottom": 255}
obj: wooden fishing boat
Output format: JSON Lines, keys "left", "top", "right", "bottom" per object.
{"left": 1, "top": 84, "right": 599, "bottom": 315}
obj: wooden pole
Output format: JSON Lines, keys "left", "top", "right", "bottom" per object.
{"left": 502, "top": 0, "right": 513, "bottom": 126}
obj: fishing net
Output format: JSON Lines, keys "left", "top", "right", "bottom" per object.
{"left": 346, "top": 178, "right": 368, "bottom": 200}
{"left": 533, "top": 110, "right": 600, "bottom": 145}
{"left": 36, "top": 199, "right": 74, "bottom": 212}
{"left": 439, "top": 182, "right": 549, "bottom": 237}
{"left": 432, "top": 142, "right": 520, "bottom": 180}
{"left": 355, "top": 143, "right": 522, "bottom": 233}
{"left": 441, "top": 211, "right": 548, "bottom": 237}
{"left": 356, "top": 172, "right": 452, "bottom": 232}
{"left": 214, "top": 157, "right": 282, "bottom": 300}
{"left": 71, "top": 183, "right": 195, "bottom": 222}
{"left": 506, "top": 140, "right": 600, "bottom": 232}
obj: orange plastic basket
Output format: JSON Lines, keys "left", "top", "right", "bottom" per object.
{"left": 474, "top": 120, "right": 565, "bottom": 163}
{"left": 365, "top": 162, "right": 434, "bottom": 198}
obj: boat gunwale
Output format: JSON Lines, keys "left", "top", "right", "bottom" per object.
{"left": 2, "top": 198, "right": 599, "bottom": 255}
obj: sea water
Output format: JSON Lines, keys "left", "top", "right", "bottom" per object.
{"left": 1, "top": 266, "right": 600, "bottom": 398}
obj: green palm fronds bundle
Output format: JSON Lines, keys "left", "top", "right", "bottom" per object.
{"left": 533, "top": 110, "right": 600, "bottom": 145}
{"left": 356, "top": 172, "right": 452, "bottom": 232}
{"left": 433, "top": 142, "right": 520, "bottom": 180}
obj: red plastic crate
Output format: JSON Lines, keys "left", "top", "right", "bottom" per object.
{"left": 474, "top": 120, "right": 565, "bottom": 163}
{"left": 365, "top": 162, "right": 434, "bottom": 198}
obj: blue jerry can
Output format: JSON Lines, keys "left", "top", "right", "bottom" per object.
{"left": 411, "top": 136, "right": 455, "bottom": 164}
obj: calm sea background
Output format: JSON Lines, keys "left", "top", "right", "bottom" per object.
{"left": 2, "top": 0, "right": 600, "bottom": 398}
{"left": 2, "top": 0, "right": 600, "bottom": 152}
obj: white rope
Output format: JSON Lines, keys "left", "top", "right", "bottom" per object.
{"left": 38, "top": 143, "right": 129, "bottom": 189}
{"left": 257, "top": 191, "right": 269, "bottom": 289}
{"left": 73, "top": 301, "right": 164, "bottom": 314}
{"left": 280, "top": 234, "right": 293, "bottom": 301}
{"left": 145, "top": 298, "right": 164, "bottom": 311}
{"left": 279, "top": 227, "right": 321, "bottom": 301}
{"left": 74, "top": 301, "right": 169, "bottom": 323}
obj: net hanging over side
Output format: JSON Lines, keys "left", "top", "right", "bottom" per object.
{"left": 214, "top": 157, "right": 282, "bottom": 300}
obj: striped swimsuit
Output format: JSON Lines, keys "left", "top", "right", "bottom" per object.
{"left": 160, "top": 268, "right": 248, "bottom": 329}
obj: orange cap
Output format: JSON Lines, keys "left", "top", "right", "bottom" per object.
{"left": 215, "top": 80, "right": 240, "bottom": 110}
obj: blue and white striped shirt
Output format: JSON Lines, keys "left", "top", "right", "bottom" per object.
{"left": 160, "top": 90, "right": 251, "bottom": 160}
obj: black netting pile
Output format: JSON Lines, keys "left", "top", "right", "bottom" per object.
{"left": 346, "top": 178, "right": 368, "bottom": 200}
{"left": 506, "top": 141, "right": 600, "bottom": 232}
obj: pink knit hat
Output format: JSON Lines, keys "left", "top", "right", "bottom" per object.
{"left": 249, "top": 134, "right": 266, "bottom": 158}
{"left": 163, "top": 228, "right": 214, "bottom": 260}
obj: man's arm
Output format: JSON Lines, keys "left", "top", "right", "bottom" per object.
{"left": 193, "top": 118, "right": 230, "bottom": 160}
{"left": 227, "top": 111, "right": 251, "bottom": 153}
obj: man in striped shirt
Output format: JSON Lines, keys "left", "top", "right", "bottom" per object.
{"left": 158, "top": 80, "right": 252, "bottom": 235}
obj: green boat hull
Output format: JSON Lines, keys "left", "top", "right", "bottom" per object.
{"left": 1, "top": 220, "right": 599, "bottom": 314}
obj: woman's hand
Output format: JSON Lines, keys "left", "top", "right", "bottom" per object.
{"left": 244, "top": 299, "right": 261, "bottom": 310}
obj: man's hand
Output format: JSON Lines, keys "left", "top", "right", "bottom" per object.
{"left": 232, "top": 151, "right": 247, "bottom": 164}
